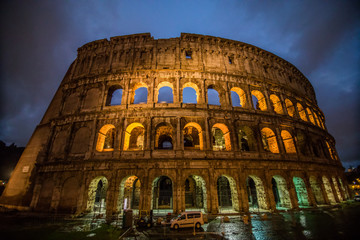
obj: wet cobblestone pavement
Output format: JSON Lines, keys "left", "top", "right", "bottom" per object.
{"left": 0, "top": 202, "right": 359, "bottom": 239}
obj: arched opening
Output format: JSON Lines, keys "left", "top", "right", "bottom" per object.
{"left": 157, "top": 85, "right": 174, "bottom": 103}
{"left": 230, "top": 87, "right": 246, "bottom": 107}
{"left": 183, "top": 122, "right": 203, "bottom": 150}
{"left": 296, "top": 130, "right": 310, "bottom": 156}
{"left": 313, "top": 111, "right": 321, "bottom": 127}
{"left": 70, "top": 127, "right": 91, "bottom": 154}
{"left": 106, "top": 86, "right": 123, "bottom": 106}
{"left": 281, "top": 130, "right": 296, "bottom": 153}
{"left": 185, "top": 175, "right": 207, "bottom": 212}
{"left": 96, "top": 124, "right": 115, "bottom": 152}
{"left": 338, "top": 178, "right": 349, "bottom": 199}
{"left": 332, "top": 177, "right": 343, "bottom": 201}
{"left": 58, "top": 177, "right": 79, "bottom": 213}
{"left": 297, "top": 103, "right": 308, "bottom": 121}
{"left": 306, "top": 108, "right": 316, "bottom": 125}
{"left": 155, "top": 123, "right": 174, "bottom": 150}
{"left": 261, "top": 128, "right": 279, "bottom": 153}
{"left": 207, "top": 86, "right": 220, "bottom": 105}
{"left": 285, "top": 99, "right": 295, "bottom": 117}
{"left": 183, "top": 82, "right": 200, "bottom": 103}
{"left": 309, "top": 176, "right": 325, "bottom": 205}
{"left": 86, "top": 176, "right": 108, "bottom": 215}
{"left": 151, "top": 176, "right": 173, "bottom": 211}
{"left": 217, "top": 175, "right": 239, "bottom": 212}
{"left": 293, "top": 177, "right": 310, "bottom": 207}
{"left": 117, "top": 176, "right": 141, "bottom": 213}
{"left": 123, "top": 123, "right": 145, "bottom": 151}
{"left": 131, "top": 82, "right": 148, "bottom": 104}
{"left": 238, "top": 126, "right": 256, "bottom": 151}
{"left": 270, "top": 94, "right": 283, "bottom": 114}
{"left": 212, "top": 123, "right": 231, "bottom": 151}
{"left": 251, "top": 90, "right": 267, "bottom": 111}
{"left": 246, "top": 175, "right": 268, "bottom": 211}
{"left": 272, "top": 175, "right": 292, "bottom": 209}
{"left": 322, "top": 176, "right": 336, "bottom": 204}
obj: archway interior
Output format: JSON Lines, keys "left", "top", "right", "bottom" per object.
{"left": 309, "top": 176, "right": 325, "bottom": 205}
{"left": 158, "top": 86, "right": 173, "bottom": 103}
{"left": 207, "top": 88, "right": 220, "bottom": 105}
{"left": 152, "top": 176, "right": 173, "bottom": 210}
{"left": 285, "top": 99, "right": 295, "bottom": 117}
{"left": 212, "top": 127, "right": 225, "bottom": 150}
{"left": 247, "top": 176, "right": 268, "bottom": 211}
{"left": 261, "top": 128, "right": 279, "bottom": 153}
{"left": 332, "top": 177, "right": 343, "bottom": 201}
{"left": 117, "top": 175, "right": 140, "bottom": 213}
{"left": 96, "top": 124, "right": 115, "bottom": 152}
{"left": 251, "top": 90, "right": 267, "bottom": 111}
{"left": 134, "top": 87, "right": 148, "bottom": 104}
{"left": 271, "top": 176, "right": 291, "bottom": 209}
{"left": 87, "top": 176, "right": 108, "bottom": 214}
{"left": 183, "top": 126, "right": 200, "bottom": 150}
{"left": 185, "top": 175, "right": 207, "bottom": 212}
{"left": 238, "top": 126, "right": 256, "bottom": 151}
{"left": 297, "top": 103, "right": 308, "bottom": 121}
{"left": 281, "top": 130, "right": 296, "bottom": 153}
{"left": 110, "top": 88, "right": 123, "bottom": 106}
{"left": 217, "top": 175, "right": 239, "bottom": 212}
{"left": 293, "top": 177, "right": 310, "bottom": 207}
{"left": 155, "top": 124, "right": 173, "bottom": 150}
{"left": 183, "top": 87, "right": 197, "bottom": 104}
{"left": 230, "top": 87, "right": 246, "bottom": 107}
{"left": 231, "top": 91, "right": 241, "bottom": 107}
{"left": 128, "top": 126, "right": 145, "bottom": 150}
{"left": 322, "top": 176, "right": 336, "bottom": 204}
{"left": 270, "top": 95, "right": 283, "bottom": 114}
{"left": 338, "top": 178, "right": 349, "bottom": 199}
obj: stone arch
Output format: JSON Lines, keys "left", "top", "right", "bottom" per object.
{"left": 309, "top": 176, "right": 325, "bottom": 205}
{"left": 293, "top": 176, "right": 310, "bottom": 207}
{"left": 331, "top": 177, "right": 343, "bottom": 201}
{"left": 296, "top": 130, "right": 310, "bottom": 156}
{"left": 297, "top": 103, "right": 308, "bottom": 121}
{"left": 96, "top": 124, "right": 115, "bottom": 152}
{"left": 271, "top": 175, "right": 292, "bottom": 209}
{"left": 105, "top": 85, "right": 123, "bottom": 106}
{"left": 238, "top": 126, "right": 257, "bottom": 151}
{"left": 183, "top": 122, "right": 203, "bottom": 150}
{"left": 322, "top": 176, "right": 336, "bottom": 204}
{"left": 230, "top": 87, "right": 246, "bottom": 107}
{"left": 36, "top": 178, "right": 54, "bottom": 211}
{"left": 281, "top": 130, "right": 296, "bottom": 153}
{"left": 123, "top": 123, "right": 145, "bottom": 150}
{"left": 313, "top": 111, "right": 321, "bottom": 127}
{"left": 86, "top": 176, "right": 109, "bottom": 214}
{"left": 83, "top": 88, "right": 100, "bottom": 110}
{"left": 117, "top": 175, "right": 141, "bottom": 212}
{"left": 306, "top": 107, "right": 316, "bottom": 125}
{"left": 156, "top": 81, "right": 174, "bottom": 103}
{"left": 155, "top": 122, "right": 174, "bottom": 149}
{"left": 151, "top": 176, "right": 173, "bottom": 211}
{"left": 207, "top": 85, "right": 221, "bottom": 105}
{"left": 70, "top": 127, "right": 91, "bottom": 154}
{"left": 285, "top": 99, "right": 295, "bottom": 117}
{"left": 58, "top": 177, "right": 80, "bottom": 213}
{"left": 130, "top": 82, "right": 148, "bottom": 104}
{"left": 183, "top": 82, "right": 200, "bottom": 103}
{"left": 251, "top": 90, "right": 267, "bottom": 111}
{"left": 184, "top": 175, "right": 207, "bottom": 211}
{"left": 270, "top": 94, "right": 283, "bottom": 114}
{"left": 217, "top": 175, "right": 239, "bottom": 212}
{"left": 325, "top": 141, "right": 336, "bottom": 160}
{"left": 63, "top": 92, "right": 79, "bottom": 115}
{"left": 246, "top": 175, "right": 268, "bottom": 210}
{"left": 51, "top": 130, "right": 68, "bottom": 158}
{"left": 212, "top": 123, "right": 231, "bottom": 151}
{"left": 261, "top": 127, "right": 279, "bottom": 153}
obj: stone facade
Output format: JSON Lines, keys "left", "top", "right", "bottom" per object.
{"left": 0, "top": 33, "right": 349, "bottom": 218}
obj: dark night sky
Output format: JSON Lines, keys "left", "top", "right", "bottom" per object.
{"left": 0, "top": 0, "right": 359, "bottom": 168}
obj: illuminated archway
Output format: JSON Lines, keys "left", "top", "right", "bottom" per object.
{"left": 322, "top": 176, "right": 336, "bottom": 204}
{"left": 293, "top": 177, "right": 310, "bottom": 207}
{"left": 183, "top": 122, "right": 203, "bottom": 150}
{"left": 251, "top": 90, "right": 267, "bottom": 111}
{"left": 306, "top": 108, "right": 316, "bottom": 125}
{"left": 281, "top": 130, "right": 296, "bottom": 153}
{"left": 231, "top": 87, "right": 246, "bottom": 107}
{"left": 270, "top": 94, "right": 283, "bottom": 114}
{"left": 155, "top": 123, "right": 174, "bottom": 149}
{"left": 105, "top": 85, "right": 123, "bottom": 106}
{"left": 238, "top": 126, "right": 257, "bottom": 151}
{"left": 309, "top": 176, "right": 325, "bottom": 205}
{"left": 297, "top": 103, "right": 308, "bottom": 121}
{"left": 151, "top": 176, "right": 173, "bottom": 211}
{"left": 272, "top": 175, "right": 292, "bottom": 209}
{"left": 130, "top": 82, "right": 148, "bottom": 104}
{"left": 207, "top": 86, "right": 220, "bottom": 105}
{"left": 332, "top": 177, "right": 343, "bottom": 201}
{"left": 184, "top": 175, "right": 207, "bottom": 211}
{"left": 313, "top": 111, "right": 321, "bottom": 127}
{"left": 217, "top": 175, "right": 239, "bottom": 212}
{"left": 246, "top": 175, "right": 268, "bottom": 211}
{"left": 183, "top": 82, "right": 200, "bottom": 103}
{"left": 212, "top": 123, "right": 231, "bottom": 151}
{"left": 261, "top": 128, "right": 279, "bottom": 153}
{"left": 96, "top": 124, "right": 115, "bottom": 152}
{"left": 285, "top": 99, "right": 295, "bottom": 117}
{"left": 86, "top": 176, "right": 108, "bottom": 214}
{"left": 156, "top": 81, "right": 174, "bottom": 103}
{"left": 117, "top": 175, "right": 141, "bottom": 212}
{"left": 123, "top": 123, "right": 145, "bottom": 151}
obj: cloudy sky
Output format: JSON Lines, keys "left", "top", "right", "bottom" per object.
{"left": 1, "top": 0, "right": 359, "bottom": 168}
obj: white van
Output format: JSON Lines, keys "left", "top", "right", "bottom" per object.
{"left": 170, "top": 211, "right": 204, "bottom": 229}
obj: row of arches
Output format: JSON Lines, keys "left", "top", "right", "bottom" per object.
{"left": 102, "top": 82, "right": 324, "bottom": 129}
{"left": 38, "top": 173, "right": 349, "bottom": 215}
{"left": 94, "top": 123, "right": 337, "bottom": 161}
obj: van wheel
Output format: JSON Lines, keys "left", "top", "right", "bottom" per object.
{"left": 195, "top": 222, "right": 201, "bottom": 229}
{"left": 174, "top": 224, "right": 179, "bottom": 230}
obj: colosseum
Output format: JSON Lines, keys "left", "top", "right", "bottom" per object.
{"left": 0, "top": 33, "right": 350, "bottom": 220}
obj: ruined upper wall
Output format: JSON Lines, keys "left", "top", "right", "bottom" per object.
{"left": 67, "top": 33, "right": 316, "bottom": 103}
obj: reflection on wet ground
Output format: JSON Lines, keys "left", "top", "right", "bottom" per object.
{"left": 0, "top": 202, "right": 359, "bottom": 240}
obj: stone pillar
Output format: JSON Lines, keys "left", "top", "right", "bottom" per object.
{"left": 105, "top": 174, "right": 118, "bottom": 222}
{"left": 263, "top": 90, "right": 273, "bottom": 113}
{"left": 279, "top": 93, "right": 288, "bottom": 116}
{"left": 245, "top": 85, "right": 254, "bottom": 109}
{"left": 303, "top": 175, "right": 317, "bottom": 207}
{"left": 176, "top": 117, "right": 182, "bottom": 150}
{"left": 204, "top": 117, "right": 211, "bottom": 150}
{"left": 238, "top": 174, "right": 249, "bottom": 212}
{"left": 264, "top": 173, "right": 277, "bottom": 211}
{"left": 209, "top": 170, "right": 218, "bottom": 214}
{"left": 275, "top": 128, "right": 286, "bottom": 154}
{"left": 329, "top": 178, "right": 340, "bottom": 202}
{"left": 287, "top": 176, "right": 299, "bottom": 209}
{"left": 319, "top": 177, "right": 331, "bottom": 205}
{"left": 29, "top": 177, "right": 43, "bottom": 210}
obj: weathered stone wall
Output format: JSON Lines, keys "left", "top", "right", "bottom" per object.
{"left": 0, "top": 33, "right": 348, "bottom": 216}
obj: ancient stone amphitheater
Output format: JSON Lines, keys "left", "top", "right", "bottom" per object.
{"left": 0, "top": 33, "right": 350, "bottom": 219}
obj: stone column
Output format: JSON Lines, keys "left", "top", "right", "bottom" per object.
{"left": 264, "top": 173, "right": 277, "bottom": 211}
{"left": 105, "top": 174, "right": 118, "bottom": 222}
{"left": 303, "top": 175, "right": 317, "bottom": 207}
{"left": 287, "top": 176, "right": 299, "bottom": 209}
{"left": 263, "top": 90, "right": 273, "bottom": 113}
{"left": 238, "top": 174, "right": 249, "bottom": 212}
{"left": 319, "top": 177, "right": 330, "bottom": 205}
{"left": 329, "top": 178, "right": 340, "bottom": 203}
{"left": 204, "top": 117, "right": 211, "bottom": 150}
{"left": 245, "top": 85, "right": 254, "bottom": 109}
{"left": 275, "top": 128, "right": 286, "bottom": 155}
